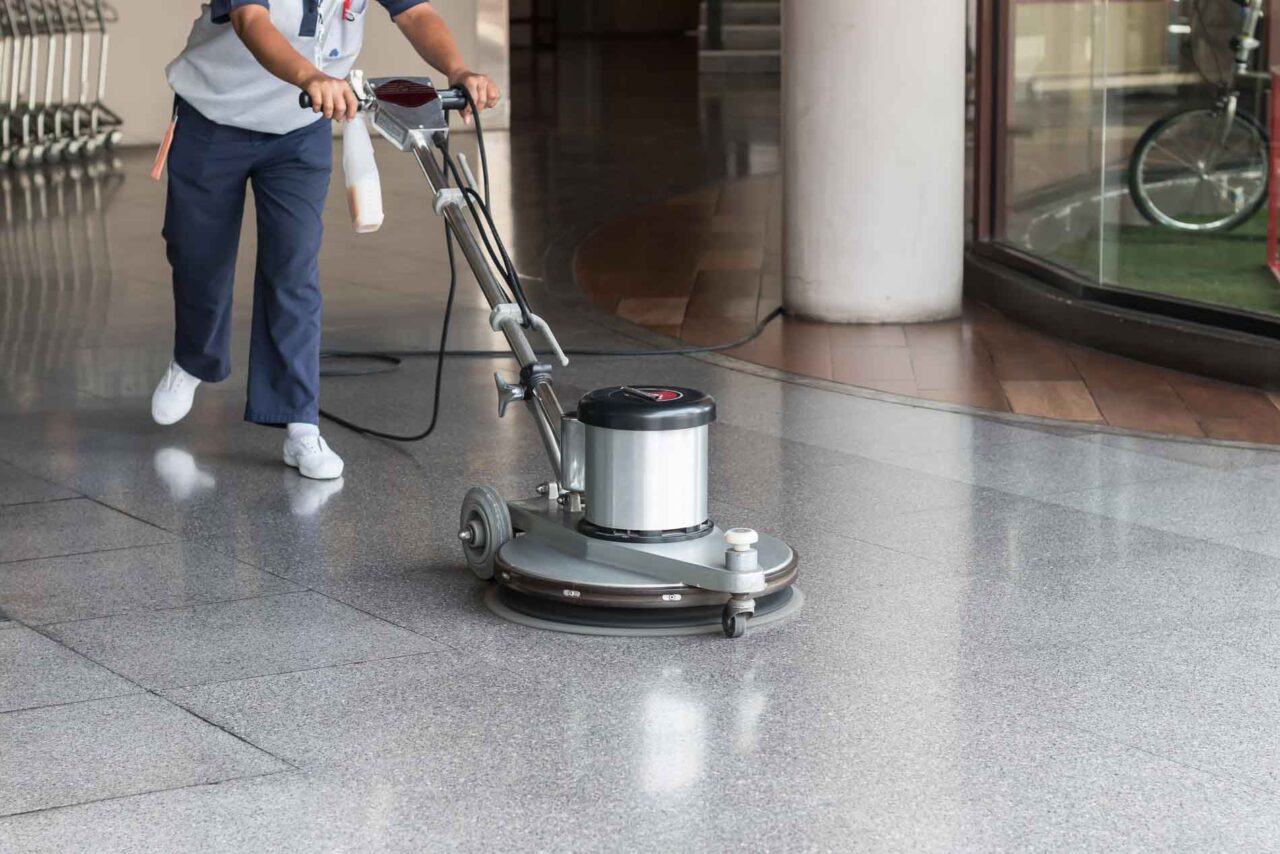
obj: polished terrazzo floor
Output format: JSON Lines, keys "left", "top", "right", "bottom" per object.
{"left": 7, "top": 40, "right": 1280, "bottom": 850}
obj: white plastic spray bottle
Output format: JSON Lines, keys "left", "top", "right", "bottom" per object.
{"left": 342, "top": 116, "right": 384, "bottom": 233}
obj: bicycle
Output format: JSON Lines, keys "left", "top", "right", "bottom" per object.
{"left": 1129, "top": 0, "right": 1269, "bottom": 232}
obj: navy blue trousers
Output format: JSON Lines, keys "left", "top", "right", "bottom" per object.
{"left": 163, "top": 98, "right": 331, "bottom": 426}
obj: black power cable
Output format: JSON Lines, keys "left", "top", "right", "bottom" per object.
{"left": 317, "top": 85, "right": 785, "bottom": 442}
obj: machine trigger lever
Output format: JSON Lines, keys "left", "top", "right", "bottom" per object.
{"left": 494, "top": 372, "right": 525, "bottom": 418}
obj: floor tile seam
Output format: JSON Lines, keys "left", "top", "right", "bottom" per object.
{"left": 28, "top": 588, "right": 309, "bottom": 630}
{"left": 1016, "top": 468, "right": 1245, "bottom": 503}
{"left": 155, "top": 647, "right": 474, "bottom": 694}
{"left": 0, "top": 453, "right": 88, "bottom": 498}
{"left": 796, "top": 557, "right": 964, "bottom": 592}
{"left": 0, "top": 495, "right": 83, "bottom": 511}
{"left": 820, "top": 454, "right": 1015, "bottom": 489}
{"left": 17, "top": 621, "right": 296, "bottom": 768}
{"left": 0, "top": 769, "right": 298, "bottom": 823}
{"left": 42, "top": 492, "right": 181, "bottom": 543}
{"left": 287, "top": 581, "right": 491, "bottom": 658}
{"left": 878, "top": 432, "right": 1213, "bottom": 475}
{"left": 780, "top": 409, "right": 1049, "bottom": 449}
{"left": 181, "top": 540, "right": 313, "bottom": 597}
{"left": 0, "top": 687, "right": 149, "bottom": 719}
{"left": 37, "top": 591, "right": 317, "bottom": 632}
{"left": 998, "top": 563, "right": 1280, "bottom": 605}
{"left": 1002, "top": 690, "right": 1280, "bottom": 801}
{"left": 1028, "top": 490, "right": 1259, "bottom": 538}
{"left": 1029, "top": 464, "right": 1252, "bottom": 501}
{"left": 0, "top": 540, "right": 213, "bottom": 569}
{"left": 1059, "top": 432, "right": 1265, "bottom": 472}
{"left": 162, "top": 695, "right": 301, "bottom": 772}
{"left": 1230, "top": 464, "right": 1280, "bottom": 486}
{"left": 959, "top": 618, "right": 1248, "bottom": 696}
{"left": 954, "top": 674, "right": 1280, "bottom": 797}
{"left": 889, "top": 487, "right": 1195, "bottom": 541}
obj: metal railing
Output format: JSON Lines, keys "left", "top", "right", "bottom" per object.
{"left": 0, "top": 0, "right": 123, "bottom": 170}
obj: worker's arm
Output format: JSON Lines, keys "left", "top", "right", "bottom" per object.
{"left": 393, "top": 3, "right": 500, "bottom": 124}
{"left": 229, "top": 5, "right": 360, "bottom": 121}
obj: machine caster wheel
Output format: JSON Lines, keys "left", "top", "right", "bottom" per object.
{"left": 722, "top": 612, "right": 748, "bottom": 638}
{"left": 458, "top": 485, "right": 512, "bottom": 580}
{"left": 721, "top": 596, "right": 756, "bottom": 639}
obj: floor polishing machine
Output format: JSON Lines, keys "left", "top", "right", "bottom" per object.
{"left": 310, "top": 71, "right": 801, "bottom": 638}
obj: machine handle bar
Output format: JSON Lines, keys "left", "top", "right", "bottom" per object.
{"left": 298, "top": 87, "right": 467, "bottom": 112}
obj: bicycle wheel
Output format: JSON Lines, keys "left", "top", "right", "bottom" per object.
{"left": 1128, "top": 106, "right": 1269, "bottom": 233}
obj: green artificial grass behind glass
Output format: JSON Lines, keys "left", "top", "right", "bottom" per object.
{"left": 1051, "top": 210, "right": 1280, "bottom": 316}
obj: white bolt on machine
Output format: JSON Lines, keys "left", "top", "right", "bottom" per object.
{"left": 315, "top": 72, "right": 801, "bottom": 638}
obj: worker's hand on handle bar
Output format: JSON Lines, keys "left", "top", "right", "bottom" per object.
{"left": 446, "top": 69, "right": 500, "bottom": 125}
{"left": 299, "top": 71, "right": 360, "bottom": 122}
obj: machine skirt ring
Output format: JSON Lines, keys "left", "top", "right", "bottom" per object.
{"left": 486, "top": 585, "right": 805, "bottom": 637}
{"left": 494, "top": 549, "right": 799, "bottom": 609}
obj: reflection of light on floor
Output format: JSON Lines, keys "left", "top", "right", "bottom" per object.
{"left": 0, "top": 161, "right": 123, "bottom": 378}
{"left": 733, "top": 685, "right": 767, "bottom": 755}
{"left": 641, "top": 692, "right": 706, "bottom": 793}
{"left": 154, "top": 448, "right": 216, "bottom": 501}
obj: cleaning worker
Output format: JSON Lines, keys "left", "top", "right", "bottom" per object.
{"left": 151, "top": 0, "right": 498, "bottom": 479}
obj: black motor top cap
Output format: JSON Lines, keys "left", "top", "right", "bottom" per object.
{"left": 577, "top": 386, "right": 716, "bottom": 431}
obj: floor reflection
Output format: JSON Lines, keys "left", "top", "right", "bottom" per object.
{"left": 153, "top": 447, "right": 216, "bottom": 502}
{"left": 0, "top": 158, "right": 123, "bottom": 379}
{"left": 639, "top": 666, "right": 767, "bottom": 793}
{"left": 283, "top": 473, "right": 345, "bottom": 517}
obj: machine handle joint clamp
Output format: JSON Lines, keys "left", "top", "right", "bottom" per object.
{"left": 433, "top": 187, "right": 466, "bottom": 216}
{"left": 489, "top": 304, "right": 570, "bottom": 367}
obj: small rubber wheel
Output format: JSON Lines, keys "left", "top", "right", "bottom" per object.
{"left": 722, "top": 612, "right": 748, "bottom": 639}
{"left": 458, "top": 485, "right": 512, "bottom": 580}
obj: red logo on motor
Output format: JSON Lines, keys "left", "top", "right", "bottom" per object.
{"left": 637, "top": 388, "right": 683, "bottom": 402}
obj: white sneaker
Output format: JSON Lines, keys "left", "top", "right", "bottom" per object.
{"left": 283, "top": 432, "right": 345, "bottom": 480}
{"left": 151, "top": 361, "right": 201, "bottom": 426}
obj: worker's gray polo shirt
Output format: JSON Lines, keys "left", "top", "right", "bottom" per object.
{"left": 167, "top": 0, "right": 428, "bottom": 135}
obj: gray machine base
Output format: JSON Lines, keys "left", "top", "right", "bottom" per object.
{"left": 485, "top": 585, "right": 805, "bottom": 637}
{"left": 486, "top": 498, "right": 802, "bottom": 636}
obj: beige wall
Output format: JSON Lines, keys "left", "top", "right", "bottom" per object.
{"left": 111, "top": 0, "right": 504, "bottom": 146}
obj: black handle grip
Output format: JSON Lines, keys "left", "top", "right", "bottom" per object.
{"left": 439, "top": 87, "right": 467, "bottom": 112}
{"left": 299, "top": 91, "right": 313, "bottom": 109}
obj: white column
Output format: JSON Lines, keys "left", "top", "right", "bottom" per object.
{"left": 782, "top": 0, "right": 965, "bottom": 323}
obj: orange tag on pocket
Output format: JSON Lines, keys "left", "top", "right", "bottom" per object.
{"left": 150, "top": 115, "right": 177, "bottom": 181}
